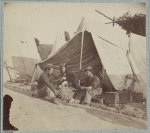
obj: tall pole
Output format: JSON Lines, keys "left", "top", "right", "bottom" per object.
{"left": 14, "top": 69, "right": 17, "bottom": 79}
{"left": 5, "top": 66, "right": 12, "bottom": 82}
{"left": 79, "top": 30, "right": 84, "bottom": 85}
{"left": 95, "top": 10, "right": 121, "bottom": 26}
{"left": 4, "top": 61, "right": 12, "bottom": 82}
{"left": 127, "top": 34, "right": 136, "bottom": 75}
{"left": 31, "top": 65, "right": 37, "bottom": 83}
{"left": 79, "top": 30, "right": 84, "bottom": 70}
{"left": 126, "top": 34, "right": 138, "bottom": 91}
{"left": 95, "top": 10, "right": 115, "bottom": 22}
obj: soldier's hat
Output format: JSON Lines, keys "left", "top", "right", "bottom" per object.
{"left": 44, "top": 63, "right": 53, "bottom": 71}
{"left": 59, "top": 63, "right": 66, "bottom": 68}
{"left": 85, "top": 66, "right": 93, "bottom": 72}
{"left": 47, "top": 63, "right": 53, "bottom": 67}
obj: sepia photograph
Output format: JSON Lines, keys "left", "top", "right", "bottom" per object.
{"left": 2, "top": 2, "right": 147, "bottom": 131}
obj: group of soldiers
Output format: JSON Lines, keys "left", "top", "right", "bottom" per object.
{"left": 31, "top": 63, "right": 102, "bottom": 105}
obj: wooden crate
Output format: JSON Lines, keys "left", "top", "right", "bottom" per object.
{"left": 131, "top": 92, "right": 143, "bottom": 102}
{"left": 104, "top": 91, "right": 143, "bottom": 104}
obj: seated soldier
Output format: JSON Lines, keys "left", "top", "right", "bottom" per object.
{"left": 31, "top": 64, "right": 59, "bottom": 104}
{"left": 73, "top": 66, "right": 102, "bottom": 105}
{"left": 31, "top": 64, "right": 74, "bottom": 104}
{"left": 58, "top": 63, "right": 76, "bottom": 88}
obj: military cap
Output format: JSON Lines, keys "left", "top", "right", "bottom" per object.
{"left": 59, "top": 63, "right": 66, "bottom": 67}
{"left": 46, "top": 63, "right": 53, "bottom": 68}
{"left": 44, "top": 63, "right": 53, "bottom": 71}
{"left": 85, "top": 66, "right": 93, "bottom": 71}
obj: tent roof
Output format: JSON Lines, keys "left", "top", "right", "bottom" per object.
{"left": 37, "top": 44, "right": 53, "bottom": 60}
{"left": 48, "top": 28, "right": 68, "bottom": 58}
{"left": 39, "top": 17, "right": 130, "bottom": 64}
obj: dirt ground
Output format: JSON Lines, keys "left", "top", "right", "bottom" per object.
{"left": 3, "top": 85, "right": 147, "bottom": 131}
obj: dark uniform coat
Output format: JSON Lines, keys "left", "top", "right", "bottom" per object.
{"left": 73, "top": 75, "right": 102, "bottom": 102}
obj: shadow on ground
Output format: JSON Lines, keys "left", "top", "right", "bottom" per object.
{"left": 62, "top": 103, "right": 147, "bottom": 129}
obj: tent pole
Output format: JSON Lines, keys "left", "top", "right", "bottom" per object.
{"left": 5, "top": 66, "right": 12, "bottom": 82}
{"left": 14, "top": 69, "right": 17, "bottom": 79}
{"left": 127, "top": 34, "right": 136, "bottom": 75}
{"left": 126, "top": 34, "right": 138, "bottom": 91}
{"left": 128, "top": 34, "right": 131, "bottom": 53}
{"left": 31, "top": 65, "right": 37, "bottom": 83}
{"left": 79, "top": 30, "right": 84, "bottom": 85}
{"left": 4, "top": 61, "right": 12, "bottom": 82}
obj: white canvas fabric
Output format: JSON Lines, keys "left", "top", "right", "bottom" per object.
{"left": 48, "top": 28, "right": 67, "bottom": 58}
{"left": 91, "top": 33, "right": 133, "bottom": 90}
{"left": 77, "top": 17, "right": 129, "bottom": 50}
{"left": 129, "top": 33, "right": 146, "bottom": 95}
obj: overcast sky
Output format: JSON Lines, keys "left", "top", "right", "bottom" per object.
{"left": 4, "top": 3, "right": 146, "bottom": 64}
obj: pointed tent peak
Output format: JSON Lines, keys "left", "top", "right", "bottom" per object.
{"left": 77, "top": 17, "right": 129, "bottom": 50}
{"left": 37, "top": 44, "right": 53, "bottom": 61}
{"left": 48, "top": 28, "right": 68, "bottom": 58}
{"left": 64, "top": 31, "right": 70, "bottom": 41}
{"left": 77, "top": 17, "right": 89, "bottom": 32}
{"left": 33, "top": 37, "right": 54, "bottom": 60}
{"left": 77, "top": 16, "right": 127, "bottom": 33}
{"left": 77, "top": 17, "right": 106, "bottom": 32}
{"left": 34, "top": 37, "right": 40, "bottom": 47}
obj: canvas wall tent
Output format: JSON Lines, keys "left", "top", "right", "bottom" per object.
{"left": 26, "top": 29, "right": 70, "bottom": 81}
{"left": 4, "top": 22, "right": 41, "bottom": 82}
{"left": 129, "top": 33, "right": 146, "bottom": 95}
{"left": 10, "top": 39, "right": 41, "bottom": 81}
{"left": 33, "top": 17, "right": 143, "bottom": 92}
{"left": 77, "top": 18, "right": 146, "bottom": 94}
{"left": 32, "top": 29, "right": 70, "bottom": 81}
{"left": 31, "top": 17, "right": 146, "bottom": 96}
{"left": 12, "top": 56, "right": 39, "bottom": 78}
